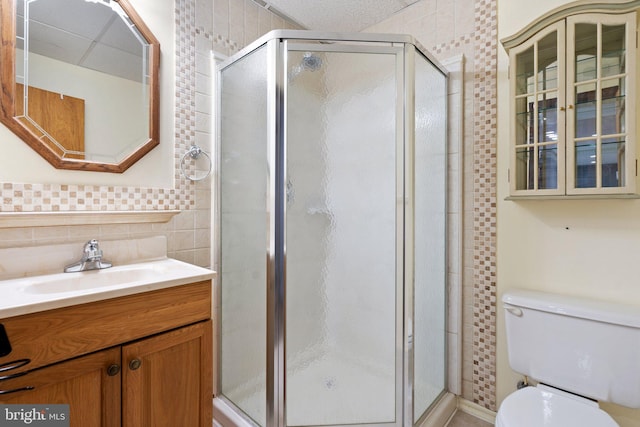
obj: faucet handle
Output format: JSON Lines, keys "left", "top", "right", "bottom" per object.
{"left": 83, "top": 239, "right": 103, "bottom": 261}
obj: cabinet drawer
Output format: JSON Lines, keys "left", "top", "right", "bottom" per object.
{"left": 0, "top": 280, "right": 211, "bottom": 373}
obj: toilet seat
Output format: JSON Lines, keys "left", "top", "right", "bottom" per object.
{"left": 495, "top": 385, "right": 619, "bottom": 427}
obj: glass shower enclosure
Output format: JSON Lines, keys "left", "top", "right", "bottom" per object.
{"left": 216, "top": 30, "right": 447, "bottom": 427}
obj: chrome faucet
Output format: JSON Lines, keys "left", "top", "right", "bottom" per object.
{"left": 64, "top": 239, "right": 112, "bottom": 273}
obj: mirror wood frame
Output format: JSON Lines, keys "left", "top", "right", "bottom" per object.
{"left": 0, "top": 0, "right": 160, "bottom": 173}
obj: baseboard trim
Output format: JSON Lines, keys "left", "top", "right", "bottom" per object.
{"left": 456, "top": 397, "right": 497, "bottom": 424}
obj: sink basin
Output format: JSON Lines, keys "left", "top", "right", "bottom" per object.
{"left": 24, "top": 264, "right": 169, "bottom": 294}
{"left": 0, "top": 258, "right": 215, "bottom": 319}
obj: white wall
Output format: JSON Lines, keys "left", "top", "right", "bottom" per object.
{"left": 0, "top": 0, "right": 174, "bottom": 187}
{"left": 497, "top": 2, "right": 640, "bottom": 425}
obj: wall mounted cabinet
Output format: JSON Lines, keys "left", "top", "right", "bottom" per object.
{"left": 507, "top": 11, "right": 637, "bottom": 198}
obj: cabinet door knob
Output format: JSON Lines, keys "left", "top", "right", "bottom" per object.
{"left": 107, "top": 364, "right": 121, "bottom": 376}
{"left": 129, "top": 359, "right": 142, "bottom": 370}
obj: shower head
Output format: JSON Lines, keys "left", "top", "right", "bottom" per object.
{"left": 301, "top": 52, "right": 322, "bottom": 71}
{"left": 288, "top": 52, "right": 322, "bottom": 82}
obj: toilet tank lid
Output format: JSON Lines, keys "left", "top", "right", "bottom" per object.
{"left": 503, "top": 289, "right": 640, "bottom": 328}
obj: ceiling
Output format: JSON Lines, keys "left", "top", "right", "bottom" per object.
{"left": 19, "top": 0, "right": 421, "bottom": 82}
{"left": 17, "top": 0, "right": 144, "bottom": 82}
{"left": 259, "top": 0, "right": 422, "bottom": 32}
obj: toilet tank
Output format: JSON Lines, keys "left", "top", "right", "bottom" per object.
{"left": 503, "top": 289, "right": 640, "bottom": 408}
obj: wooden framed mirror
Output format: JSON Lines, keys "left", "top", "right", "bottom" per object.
{"left": 0, "top": 0, "right": 160, "bottom": 173}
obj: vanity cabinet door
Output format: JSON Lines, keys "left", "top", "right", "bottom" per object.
{"left": 122, "top": 320, "right": 213, "bottom": 427}
{"left": 0, "top": 347, "right": 121, "bottom": 427}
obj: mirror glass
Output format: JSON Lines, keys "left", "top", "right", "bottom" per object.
{"left": 1, "top": 0, "right": 159, "bottom": 172}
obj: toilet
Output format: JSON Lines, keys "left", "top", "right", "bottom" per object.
{"left": 497, "top": 289, "right": 640, "bottom": 427}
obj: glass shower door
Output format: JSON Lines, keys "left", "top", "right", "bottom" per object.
{"left": 219, "top": 44, "right": 269, "bottom": 427}
{"left": 285, "top": 44, "right": 403, "bottom": 427}
{"left": 412, "top": 50, "right": 447, "bottom": 424}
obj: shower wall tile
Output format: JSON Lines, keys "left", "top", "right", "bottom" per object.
{"left": 213, "top": 0, "right": 302, "bottom": 57}
{"left": 258, "top": 7, "right": 273, "bottom": 36}
{"left": 229, "top": 0, "right": 245, "bottom": 47}
{"left": 196, "top": 0, "right": 213, "bottom": 31}
{"left": 367, "top": 0, "right": 498, "bottom": 411}
{"left": 243, "top": 0, "right": 260, "bottom": 47}
{"left": 196, "top": 92, "right": 213, "bottom": 115}
{"left": 214, "top": 0, "right": 230, "bottom": 41}
{"left": 454, "top": 0, "right": 476, "bottom": 39}
{"left": 435, "top": 1, "right": 455, "bottom": 46}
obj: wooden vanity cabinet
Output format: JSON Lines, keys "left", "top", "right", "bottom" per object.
{"left": 123, "top": 320, "right": 212, "bottom": 427}
{"left": 0, "top": 280, "right": 213, "bottom": 427}
{"left": 0, "top": 347, "right": 122, "bottom": 426}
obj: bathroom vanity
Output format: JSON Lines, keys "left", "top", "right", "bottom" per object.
{"left": 0, "top": 280, "right": 212, "bottom": 426}
{"left": 0, "top": 238, "right": 215, "bottom": 426}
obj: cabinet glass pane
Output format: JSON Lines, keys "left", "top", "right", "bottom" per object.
{"left": 516, "top": 46, "right": 534, "bottom": 95}
{"left": 575, "top": 23, "right": 597, "bottom": 82}
{"left": 575, "top": 83, "right": 597, "bottom": 138}
{"left": 515, "top": 146, "right": 534, "bottom": 190}
{"left": 602, "top": 137, "right": 625, "bottom": 187}
{"left": 575, "top": 140, "right": 597, "bottom": 188}
{"left": 602, "top": 24, "right": 626, "bottom": 78}
{"left": 602, "top": 77, "right": 625, "bottom": 135}
{"left": 537, "top": 32, "right": 558, "bottom": 90}
{"left": 515, "top": 96, "right": 534, "bottom": 145}
{"left": 537, "top": 92, "right": 558, "bottom": 142}
{"left": 538, "top": 144, "right": 558, "bottom": 189}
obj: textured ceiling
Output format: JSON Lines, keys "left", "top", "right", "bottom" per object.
{"left": 264, "top": 0, "right": 421, "bottom": 32}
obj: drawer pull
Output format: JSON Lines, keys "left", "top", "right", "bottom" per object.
{"left": 0, "top": 386, "right": 34, "bottom": 395}
{"left": 0, "top": 358, "right": 30, "bottom": 373}
{"left": 0, "top": 370, "right": 28, "bottom": 381}
{"left": 129, "top": 359, "right": 141, "bottom": 370}
{"left": 107, "top": 364, "right": 121, "bottom": 376}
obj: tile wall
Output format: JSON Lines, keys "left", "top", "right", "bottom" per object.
{"left": 366, "top": 0, "right": 498, "bottom": 410}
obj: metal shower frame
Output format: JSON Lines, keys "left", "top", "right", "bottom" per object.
{"left": 215, "top": 29, "right": 449, "bottom": 427}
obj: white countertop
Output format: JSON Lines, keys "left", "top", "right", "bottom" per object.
{"left": 0, "top": 258, "right": 216, "bottom": 319}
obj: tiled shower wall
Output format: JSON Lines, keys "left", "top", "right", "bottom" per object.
{"left": 211, "top": 0, "right": 499, "bottom": 411}
{"left": 0, "top": 0, "right": 213, "bottom": 268}
{"left": 360, "top": 0, "right": 499, "bottom": 410}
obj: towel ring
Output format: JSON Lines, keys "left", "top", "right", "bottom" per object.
{"left": 180, "top": 144, "right": 212, "bottom": 182}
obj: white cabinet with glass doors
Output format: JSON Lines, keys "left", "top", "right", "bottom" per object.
{"left": 508, "top": 12, "right": 637, "bottom": 197}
